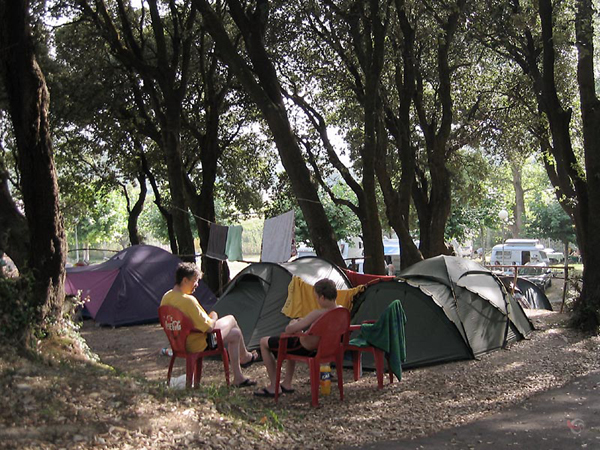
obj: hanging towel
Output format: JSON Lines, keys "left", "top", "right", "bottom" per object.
{"left": 281, "top": 276, "right": 365, "bottom": 318}
{"left": 206, "top": 224, "right": 229, "bottom": 260}
{"left": 261, "top": 210, "right": 295, "bottom": 263}
{"left": 225, "top": 225, "right": 243, "bottom": 261}
{"left": 349, "top": 299, "right": 407, "bottom": 381}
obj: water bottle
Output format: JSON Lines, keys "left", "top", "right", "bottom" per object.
{"left": 319, "top": 364, "right": 331, "bottom": 395}
{"left": 161, "top": 347, "right": 173, "bottom": 357}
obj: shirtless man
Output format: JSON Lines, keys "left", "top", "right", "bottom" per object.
{"left": 254, "top": 278, "right": 339, "bottom": 397}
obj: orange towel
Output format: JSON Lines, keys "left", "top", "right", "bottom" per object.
{"left": 281, "top": 276, "right": 365, "bottom": 318}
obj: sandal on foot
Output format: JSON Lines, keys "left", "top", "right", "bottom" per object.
{"left": 240, "top": 351, "right": 259, "bottom": 368}
{"left": 233, "top": 378, "right": 257, "bottom": 388}
{"left": 253, "top": 388, "right": 275, "bottom": 398}
{"left": 281, "top": 386, "right": 295, "bottom": 394}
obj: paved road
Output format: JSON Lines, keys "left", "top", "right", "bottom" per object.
{"left": 343, "top": 370, "right": 600, "bottom": 450}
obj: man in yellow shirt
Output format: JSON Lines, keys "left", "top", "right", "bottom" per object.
{"left": 161, "top": 263, "right": 258, "bottom": 387}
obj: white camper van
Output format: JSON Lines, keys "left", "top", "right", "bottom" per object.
{"left": 490, "top": 239, "right": 550, "bottom": 266}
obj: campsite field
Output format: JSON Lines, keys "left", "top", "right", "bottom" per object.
{"left": 1, "top": 279, "right": 599, "bottom": 449}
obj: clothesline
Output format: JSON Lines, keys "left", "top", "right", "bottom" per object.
{"left": 178, "top": 253, "right": 257, "bottom": 264}
{"left": 170, "top": 205, "right": 262, "bottom": 226}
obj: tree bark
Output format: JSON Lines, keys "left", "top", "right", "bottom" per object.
{"left": 0, "top": 0, "right": 67, "bottom": 338}
{"left": 126, "top": 171, "right": 147, "bottom": 246}
{"left": 573, "top": 0, "right": 600, "bottom": 329}
{"left": 510, "top": 160, "right": 525, "bottom": 238}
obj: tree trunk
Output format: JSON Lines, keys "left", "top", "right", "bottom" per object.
{"left": 140, "top": 150, "right": 178, "bottom": 255}
{"left": 573, "top": 0, "right": 600, "bottom": 329}
{"left": 0, "top": 164, "right": 30, "bottom": 271}
{"left": 378, "top": 0, "right": 423, "bottom": 270}
{"left": 0, "top": 0, "right": 67, "bottom": 339}
{"left": 193, "top": 0, "right": 344, "bottom": 267}
{"left": 161, "top": 110, "right": 196, "bottom": 261}
{"left": 411, "top": 0, "right": 465, "bottom": 259}
{"left": 127, "top": 171, "right": 147, "bottom": 246}
{"left": 510, "top": 160, "right": 525, "bottom": 238}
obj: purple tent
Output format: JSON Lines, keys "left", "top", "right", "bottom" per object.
{"left": 66, "top": 245, "right": 216, "bottom": 326}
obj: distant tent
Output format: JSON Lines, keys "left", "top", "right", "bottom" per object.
{"left": 66, "top": 245, "right": 216, "bottom": 326}
{"left": 213, "top": 256, "right": 352, "bottom": 349}
{"left": 500, "top": 276, "right": 553, "bottom": 311}
{"left": 351, "top": 256, "right": 534, "bottom": 369}
{"left": 343, "top": 270, "right": 395, "bottom": 287}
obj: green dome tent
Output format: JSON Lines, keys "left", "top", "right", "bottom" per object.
{"left": 213, "top": 256, "right": 352, "bottom": 350}
{"left": 351, "top": 256, "right": 534, "bottom": 368}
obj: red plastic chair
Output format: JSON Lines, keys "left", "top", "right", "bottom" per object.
{"left": 158, "top": 305, "right": 230, "bottom": 388}
{"left": 274, "top": 307, "right": 350, "bottom": 407}
{"left": 344, "top": 321, "right": 393, "bottom": 390}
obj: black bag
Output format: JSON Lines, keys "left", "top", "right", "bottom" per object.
{"left": 207, "top": 333, "right": 218, "bottom": 350}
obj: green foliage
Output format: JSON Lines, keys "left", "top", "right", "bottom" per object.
{"left": 526, "top": 194, "right": 576, "bottom": 245}
{"left": 0, "top": 274, "right": 38, "bottom": 346}
{"left": 445, "top": 149, "right": 506, "bottom": 241}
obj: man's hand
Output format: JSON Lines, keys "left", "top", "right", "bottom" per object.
{"left": 209, "top": 311, "right": 218, "bottom": 321}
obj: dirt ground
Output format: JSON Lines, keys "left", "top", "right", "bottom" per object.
{"left": 2, "top": 277, "right": 599, "bottom": 450}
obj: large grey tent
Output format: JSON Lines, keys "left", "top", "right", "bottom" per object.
{"left": 66, "top": 245, "right": 216, "bottom": 326}
{"left": 351, "top": 256, "right": 534, "bottom": 368}
{"left": 213, "top": 256, "right": 352, "bottom": 350}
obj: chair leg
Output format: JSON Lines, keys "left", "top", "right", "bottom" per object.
{"left": 195, "top": 358, "right": 204, "bottom": 388}
{"left": 222, "top": 349, "right": 230, "bottom": 386}
{"left": 274, "top": 355, "right": 285, "bottom": 403}
{"left": 167, "top": 355, "right": 175, "bottom": 386}
{"left": 309, "top": 360, "right": 320, "bottom": 407}
{"left": 185, "top": 357, "right": 194, "bottom": 389}
{"left": 335, "top": 355, "right": 344, "bottom": 401}
{"left": 352, "top": 351, "right": 361, "bottom": 381}
{"left": 387, "top": 356, "right": 394, "bottom": 384}
{"left": 373, "top": 349, "right": 385, "bottom": 390}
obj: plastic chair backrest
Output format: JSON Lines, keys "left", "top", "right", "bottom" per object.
{"left": 158, "top": 305, "right": 195, "bottom": 355}
{"left": 306, "top": 307, "right": 350, "bottom": 359}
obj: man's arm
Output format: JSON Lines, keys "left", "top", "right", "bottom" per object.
{"left": 285, "top": 309, "right": 322, "bottom": 333}
{"left": 206, "top": 311, "right": 218, "bottom": 332}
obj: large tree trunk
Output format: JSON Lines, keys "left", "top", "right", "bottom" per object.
{"left": 161, "top": 111, "right": 196, "bottom": 261}
{"left": 0, "top": 0, "right": 67, "bottom": 339}
{"left": 378, "top": 0, "right": 423, "bottom": 269}
{"left": 194, "top": 0, "right": 344, "bottom": 266}
{"left": 411, "top": 0, "right": 465, "bottom": 259}
{"left": 573, "top": 0, "right": 600, "bottom": 329}
{"left": 185, "top": 150, "right": 229, "bottom": 294}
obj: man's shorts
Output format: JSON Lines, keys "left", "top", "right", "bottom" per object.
{"left": 268, "top": 335, "right": 316, "bottom": 357}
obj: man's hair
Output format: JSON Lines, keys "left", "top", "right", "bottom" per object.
{"left": 175, "top": 262, "right": 200, "bottom": 285}
{"left": 314, "top": 278, "right": 337, "bottom": 301}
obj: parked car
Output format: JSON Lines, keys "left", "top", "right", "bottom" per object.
{"left": 518, "top": 262, "right": 552, "bottom": 292}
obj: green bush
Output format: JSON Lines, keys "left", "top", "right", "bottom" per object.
{"left": 0, "top": 275, "right": 38, "bottom": 346}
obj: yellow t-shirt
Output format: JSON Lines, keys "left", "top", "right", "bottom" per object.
{"left": 160, "top": 290, "right": 214, "bottom": 352}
